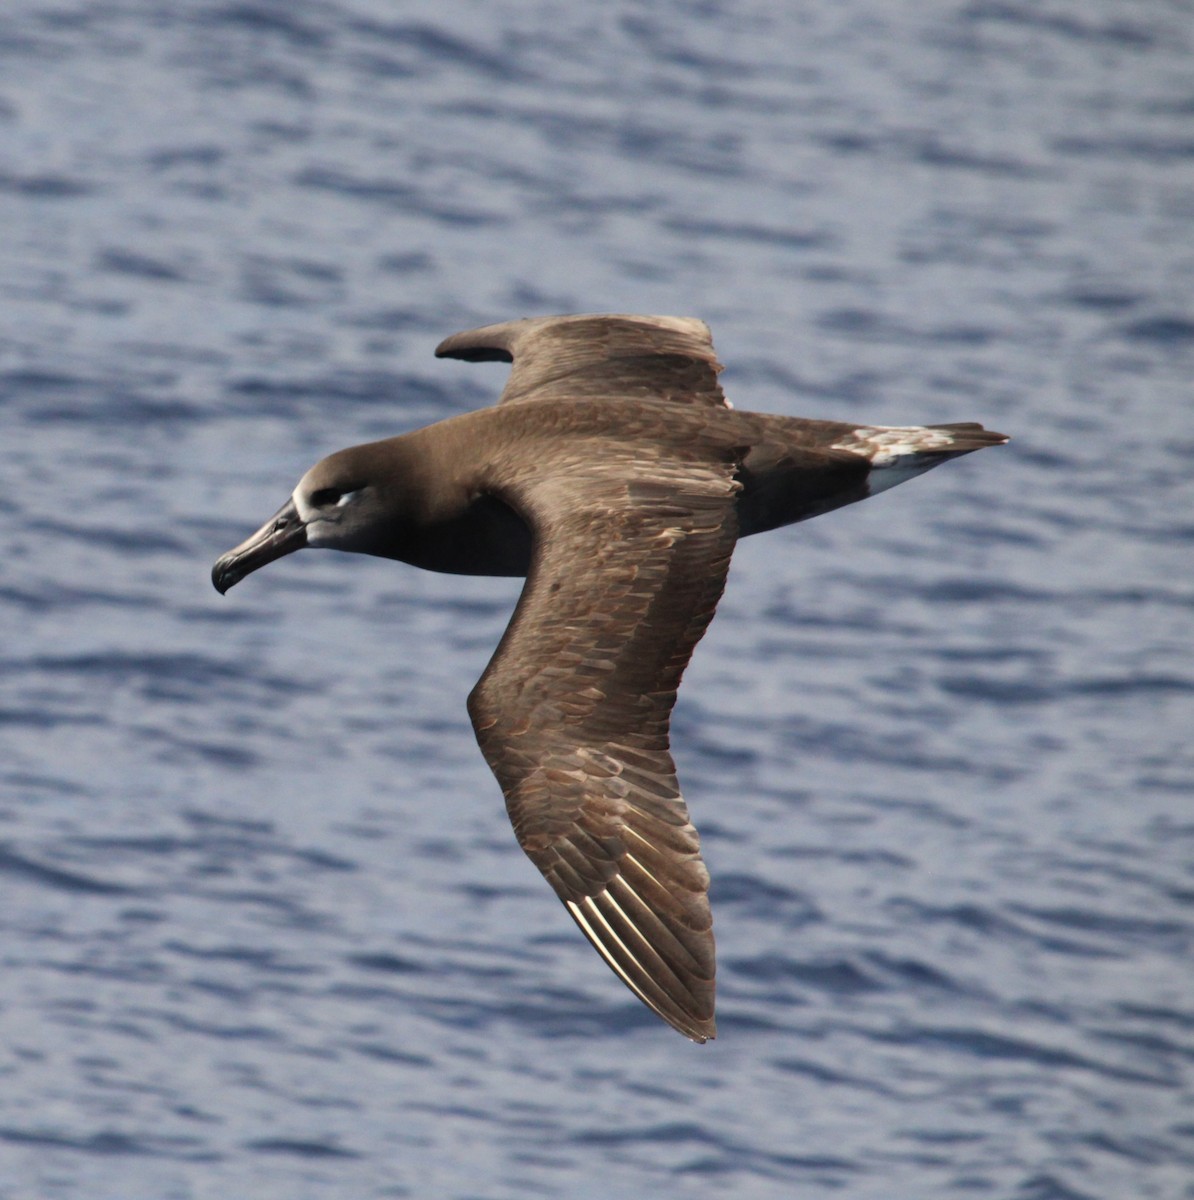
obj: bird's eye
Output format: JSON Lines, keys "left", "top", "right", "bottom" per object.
{"left": 310, "top": 487, "right": 361, "bottom": 509}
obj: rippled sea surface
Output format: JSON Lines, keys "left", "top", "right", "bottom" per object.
{"left": 3, "top": 2, "right": 1193, "bottom": 1197}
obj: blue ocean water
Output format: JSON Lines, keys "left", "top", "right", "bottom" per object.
{"left": 2, "top": 1, "right": 1193, "bottom": 1197}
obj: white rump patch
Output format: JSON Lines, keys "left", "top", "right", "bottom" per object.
{"left": 830, "top": 425, "right": 956, "bottom": 496}
{"left": 830, "top": 425, "right": 955, "bottom": 463}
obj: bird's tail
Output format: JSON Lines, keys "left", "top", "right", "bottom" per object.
{"left": 829, "top": 421, "right": 1009, "bottom": 496}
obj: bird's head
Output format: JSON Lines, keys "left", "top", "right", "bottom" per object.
{"left": 211, "top": 446, "right": 396, "bottom": 594}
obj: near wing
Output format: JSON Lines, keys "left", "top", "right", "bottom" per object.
{"left": 468, "top": 450, "right": 740, "bottom": 1041}
{"left": 435, "top": 313, "right": 730, "bottom": 410}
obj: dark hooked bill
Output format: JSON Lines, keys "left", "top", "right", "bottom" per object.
{"left": 212, "top": 497, "right": 307, "bottom": 594}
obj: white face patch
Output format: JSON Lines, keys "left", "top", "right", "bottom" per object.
{"left": 293, "top": 483, "right": 341, "bottom": 547}
{"left": 292, "top": 483, "right": 317, "bottom": 524}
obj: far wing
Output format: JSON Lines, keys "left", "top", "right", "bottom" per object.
{"left": 435, "top": 313, "right": 730, "bottom": 410}
{"left": 468, "top": 449, "right": 740, "bottom": 1041}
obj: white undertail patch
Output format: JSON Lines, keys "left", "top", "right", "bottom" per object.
{"left": 830, "top": 425, "right": 958, "bottom": 497}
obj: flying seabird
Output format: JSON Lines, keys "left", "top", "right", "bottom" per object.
{"left": 212, "top": 313, "right": 1007, "bottom": 1042}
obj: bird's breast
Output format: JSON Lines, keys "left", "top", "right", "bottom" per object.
{"left": 387, "top": 491, "right": 533, "bottom": 577}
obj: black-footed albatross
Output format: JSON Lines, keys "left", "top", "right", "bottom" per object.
{"left": 212, "top": 313, "right": 1007, "bottom": 1042}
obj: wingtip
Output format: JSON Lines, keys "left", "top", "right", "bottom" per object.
{"left": 434, "top": 327, "right": 514, "bottom": 363}
{"left": 564, "top": 892, "right": 717, "bottom": 1043}
{"left": 434, "top": 313, "right": 716, "bottom": 364}
{"left": 684, "top": 1018, "right": 717, "bottom": 1044}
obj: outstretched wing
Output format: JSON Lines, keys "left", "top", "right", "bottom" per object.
{"left": 469, "top": 447, "right": 740, "bottom": 1041}
{"left": 435, "top": 313, "right": 731, "bottom": 410}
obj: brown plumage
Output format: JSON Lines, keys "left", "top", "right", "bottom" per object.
{"left": 212, "top": 313, "right": 1008, "bottom": 1042}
